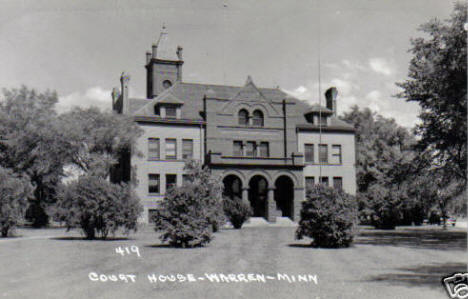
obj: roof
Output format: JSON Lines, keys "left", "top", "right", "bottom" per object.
{"left": 153, "top": 25, "right": 180, "bottom": 61}
{"left": 129, "top": 79, "right": 355, "bottom": 132}
{"left": 304, "top": 104, "right": 333, "bottom": 115}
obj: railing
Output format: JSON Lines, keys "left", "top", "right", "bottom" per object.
{"left": 206, "top": 152, "right": 304, "bottom": 167}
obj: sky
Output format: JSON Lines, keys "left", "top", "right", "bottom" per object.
{"left": 0, "top": 0, "right": 457, "bottom": 127}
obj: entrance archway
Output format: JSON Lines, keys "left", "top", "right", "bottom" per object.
{"left": 223, "top": 175, "right": 242, "bottom": 200}
{"left": 274, "top": 176, "right": 294, "bottom": 218}
{"left": 248, "top": 175, "right": 268, "bottom": 217}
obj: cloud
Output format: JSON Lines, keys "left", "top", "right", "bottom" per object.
{"left": 283, "top": 57, "right": 419, "bottom": 128}
{"left": 369, "top": 58, "right": 393, "bottom": 76}
{"left": 57, "top": 86, "right": 112, "bottom": 113}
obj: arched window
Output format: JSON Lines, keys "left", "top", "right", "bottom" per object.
{"left": 252, "top": 110, "right": 264, "bottom": 127}
{"left": 238, "top": 109, "right": 249, "bottom": 125}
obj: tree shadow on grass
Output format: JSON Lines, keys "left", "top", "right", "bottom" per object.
{"left": 355, "top": 229, "right": 467, "bottom": 251}
{"left": 288, "top": 243, "right": 353, "bottom": 249}
{"left": 365, "top": 262, "right": 467, "bottom": 289}
{"left": 144, "top": 244, "right": 206, "bottom": 250}
{"left": 51, "top": 236, "right": 134, "bottom": 241}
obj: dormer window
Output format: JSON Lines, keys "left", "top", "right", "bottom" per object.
{"left": 317, "top": 115, "right": 328, "bottom": 126}
{"left": 238, "top": 109, "right": 249, "bottom": 125}
{"left": 304, "top": 105, "right": 333, "bottom": 126}
{"left": 252, "top": 110, "right": 264, "bottom": 127}
{"left": 165, "top": 105, "right": 177, "bottom": 118}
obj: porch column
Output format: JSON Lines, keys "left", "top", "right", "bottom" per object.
{"left": 242, "top": 187, "right": 249, "bottom": 203}
{"left": 293, "top": 187, "right": 305, "bottom": 221}
{"left": 266, "top": 187, "right": 276, "bottom": 222}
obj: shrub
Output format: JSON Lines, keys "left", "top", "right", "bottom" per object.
{"left": 0, "top": 166, "right": 32, "bottom": 237}
{"left": 296, "top": 185, "right": 358, "bottom": 248}
{"left": 223, "top": 196, "right": 252, "bottom": 229}
{"left": 153, "top": 161, "right": 224, "bottom": 247}
{"left": 154, "top": 184, "right": 213, "bottom": 248}
{"left": 183, "top": 160, "right": 225, "bottom": 232}
{"left": 51, "top": 175, "right": 143, "bottom": 240}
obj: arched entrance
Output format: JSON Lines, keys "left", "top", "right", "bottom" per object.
{"left": 248, "top": 175, "right": 268, "bottom": 217}
{"left": 274, "top": 176, "right": 294, "bottom": 218}
{"left": 223, "top": 175, "right": 242, "bottom": 200}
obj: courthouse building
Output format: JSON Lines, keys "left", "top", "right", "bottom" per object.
{"left": 112, "top": 28, "right": 356, "bottom": 222}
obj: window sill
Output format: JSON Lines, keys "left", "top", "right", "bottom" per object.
{"left": 304, "top": 162, "right": 343, "bottom": 166}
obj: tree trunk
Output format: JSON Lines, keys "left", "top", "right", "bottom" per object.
{"left": 1, "top": 226, "right": 9, "bottom": 238}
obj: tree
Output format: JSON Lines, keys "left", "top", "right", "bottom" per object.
{"left": 296, "top": 185, "right": 358, "bottom": 248}
{"left": 50, "top": 107, "right": 144, "bottom": 239}
{"left": 182, "top": 160, "right": 225, "bottom": 232}
{"left": 0, "top": 166, "right": 33, "bottom": 237}
{"left": 0, "top": 86, "right": 67, "bottom": 227}
{"left": 51, "top": 175, "right": 142, "bottom": 239}
{"left": 397, "top": 2, "right": 467, "bottom": 183}
{"left": 57, "top": 107, "right": 143, "bottom": 179}
{"left": 341, "top": 106, "right": 425, "bottom": 229}
{"left": 153, "top": 161, "right": 225, "bottom": 247}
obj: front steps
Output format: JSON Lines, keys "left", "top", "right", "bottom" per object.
{"left": 242, "top": 217, "right": 297, "bottom": 227}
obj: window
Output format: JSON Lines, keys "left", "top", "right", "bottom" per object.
{"left": 148, "top": 174, "right": 160, "bottom": 194}
{"left": 305, "top": 176, "right": 315, "bottom": 190}
{"left": 331, "top": 145, "right": 342, "bottom": 164}
{"left": 162, "top": 80, "right": 172, "bottom": 89}
{"left": 182, "top": 139, "right": 193, "bottom": 159}
{"left": 333, "top": 177, "right": 343, "bottom": 190}
{"left": 319, "top": 144, "right": 328, "bottom": 163}
{"left": 319, "top": 176, "right": 329, "bottom": 186}
{"left": 318, "top": 115, "right": 328, "bottom": 126}
{"left": 166, "top": 174, "right": 177, "bottom": 192}
{"left": 246, "top": 141, "right": 256, "bottom": 157}
{"left": 165, "top": 138, "right": 177, "bottom": 159}
{"left": 148, "top": 138, "right": 160, "bottom": 160}
{"left": 165, "top": 106, "right": 177, "bottom": 118}
{"left": 259, "top": 142, "right": 269, "bottom": 157}
{"left": 154, "top": 105, "right": 160, "bottom": 116}
{"left": 304, "top": 144, "right": 314, "bottom": 162}
{"left": 233, "top": 141, "right": 243, "bottom": 156}
{"left": 252, "top": 110, "right": 264, "bottom": 126}
{"left": 238, "top": 109, "right": 249, "bottom": 125}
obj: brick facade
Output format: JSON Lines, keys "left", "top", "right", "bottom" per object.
{"left": 112, "top": 29, "right": 356, "bottom": 223}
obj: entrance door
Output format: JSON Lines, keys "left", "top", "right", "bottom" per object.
{"left": 274, "top": 176, "right": 294, "bottom": 218}
{"left": 248, "top": 176, "right": 268, "bottom": 217}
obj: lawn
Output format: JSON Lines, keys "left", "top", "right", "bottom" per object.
{"left": 0, "top": 225, "right": 466, "bottom": 299}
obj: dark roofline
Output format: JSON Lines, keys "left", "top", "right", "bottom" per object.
{"left": 134, "top": 116, "right": 205, "bottom": 126}
{"left": 296, "top": 125, "right": 355, "bottom": 133}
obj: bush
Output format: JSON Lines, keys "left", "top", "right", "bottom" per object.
{"left": 223, "top": 196, "right": 252, "bottom": 229}
{"left": 153, "top": 161, "right": 224, "bottom": 248}
{"left": 154, "top": 184, "right": 214, "bottom": 247}
{"left": 0, "top": 167, "right": 32, "bottom": 237}
{"left": 296, "top": 185, "right": 358, "bottom": 248}
{"left": 51, "top": 175, "right": 143, "bottom": 240}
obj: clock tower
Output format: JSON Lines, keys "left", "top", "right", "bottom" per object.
{"left": 145, "top": 25, "right": 184, "bottom": 99}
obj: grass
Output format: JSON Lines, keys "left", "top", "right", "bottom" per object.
{"left": 0, "top": 225, "right": 466, "bottom": 299}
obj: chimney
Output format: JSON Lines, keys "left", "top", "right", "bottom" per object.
{"left": 111, "top": 87, "right": 120, "bottom": 111}
{"left": 146, "top": 51, "right": 152, "bottom": 64}
{"left": 325, "top": 87, "right": 338, "bottom": 116}
{"left": 120, "top": 72, "right": 130, "bottom": 114}
{"left": 176, "top": 46, "right": 183, "bottom": 60}
{"left": 152, "top": 44, "right": 157, "bottom": 59}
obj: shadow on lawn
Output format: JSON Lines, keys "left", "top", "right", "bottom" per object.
{"left": 51, "top": 236, "right": 134, "bottom": 241}
{"left": 144, "top": 244, "right": 205, "bottom": 250}
{"left": 355, "top": 229, "right": 467, "bottom": 251}
{"left": 365, "top": 262, "right": 467, "bottom": 289}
